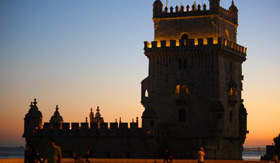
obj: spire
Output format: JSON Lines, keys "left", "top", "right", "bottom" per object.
{"left": 89, "top": 107, "right": 94, "bottom": 123}
{"left": 56, "top": 105, "right": 59, "bottom": 112}
{"left": 33, "top": 98, "right": 37, "bottom": 106}
{"left": 230, "top": 0, "right": 238, "bottom": 11}
{"left": 95, "top": 106, "right": 101, "bottom": 118}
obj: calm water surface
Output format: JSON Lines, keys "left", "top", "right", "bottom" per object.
{"left": 0, "top": 149, "right": 265, "bottom": 160}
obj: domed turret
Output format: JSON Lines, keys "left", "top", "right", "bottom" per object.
{"left": 153, "top": 0, "right": 163, "bottom": 17}
{"left": 23, "top": 99, "right": 42, "bottom": 137}
{"left": 50, "top": 105, "right": 63, "bottom": 129}
{"left": 93, "top": 106, "right": 104, "bottom": 128}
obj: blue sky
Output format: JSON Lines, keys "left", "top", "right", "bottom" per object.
{"left": 0, "top": 0, "right": 280, "bottom": 146}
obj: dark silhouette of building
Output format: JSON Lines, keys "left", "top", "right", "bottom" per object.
{"left": 23, "top": 0, "right": 248, "bottom": 160}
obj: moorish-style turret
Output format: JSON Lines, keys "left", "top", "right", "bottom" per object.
{"left": 23, "top": 99, "right": 42, "bottom": 137}
{"left": 49, "top": 105, "right": 63, "bottom": 129}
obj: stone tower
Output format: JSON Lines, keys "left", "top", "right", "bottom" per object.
{"left": 142, "top": 0, "right": 248, "bottom": 159}
{"left": 23, "top": 99, "right": 42, "bottom": 137}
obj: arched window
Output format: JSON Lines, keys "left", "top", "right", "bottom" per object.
{"left": 175, "top": 85, "right": 181, "bottom": 95}
{"left": 179, "top": 108, "right": 186, "bottom": 122}
{"left": 181, "top": 84, "right": 191, "bottom": 95}
{"left": 181, "top": 34, "right": 189, "bottom": 40}
{"left": 229, "top": 87, "right": 238, "bottom": 96}
{"left": 181, "top": 34, "right": 189, "bottom": 46}
{"left": 225, "top": 29, "right": 230, "bottom": 40}
{"left": 145, "top": 89, "right": 149, "bottom": 97}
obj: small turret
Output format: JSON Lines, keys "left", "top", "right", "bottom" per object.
{"left": 153, "top": 0, "right": 163, "bottom": 17}
{"left": 229, "top": 0, "right": 238, "bottom": 24}
{"left": 89, "top": 107, "right": 94, "bottom": 123}
{"left": 23, "top": 99, "right": 42, "bottom": 137}
{"left": 229, "top": 0, "right": 238, "bottom": 12}
{"left": 209, "top": 0, "right": 220, "bottom": 13}
{"left": 49, "top": 105, "right": 63, "bottom": 129}
{"left": 94, "top": 106, "right": 104, "bottom": 128}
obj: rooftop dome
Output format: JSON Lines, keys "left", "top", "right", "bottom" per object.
{"left": 153, "top": 0, "right": 163, "bottom": 6}
{"left": 50, "top": 105, "right": 63, "bottom": 124}
{"left": 25, "top": 99, "right": 42, "bottom": 118}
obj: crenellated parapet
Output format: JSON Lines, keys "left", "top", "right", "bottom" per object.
{"left": 144, "top": 37, "right": 247, "bottom": 57}
{"left": 38, "top": 121, "right": 144, "bottom": 137}
{"left": 154, "top": 4, "right": 210, "bottom": 18}
{"left": 153, "top": 2, "right": 238, "bottom": 25}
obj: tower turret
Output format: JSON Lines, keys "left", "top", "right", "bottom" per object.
{"left": 94, "top": 106, "right": 104, "bottom": 128}
{"left": 209, "top": 0, "right": 220, "bottom": 12}
{"left": 89, "top": 107, "right": 94, "bottom": 123}
{"left": 23, "top": 99, "right": 42, "bottom": 137}
{"left": 49, "top": 105, "right": 63, "bottom": 129}
{"left": 153, "top": 0, "right": 163, "bottom": 17}
{"left": 229, "top": 0, "right": 238, "bottom": 24}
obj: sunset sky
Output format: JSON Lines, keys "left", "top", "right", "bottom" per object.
{"left": 0, "top": 0, "right": 279, "bottom": 147}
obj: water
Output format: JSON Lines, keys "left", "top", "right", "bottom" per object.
{"left": 0, "top": 148, "right": 265, "bottom": 160}
{"left": 242, "top": 150, "right": 266, "bottom": 161}
{"left": 0, "top": 147, "right": 24, "bottom": 159}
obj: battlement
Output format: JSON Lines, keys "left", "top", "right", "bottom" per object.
{"left": 144, "top": 37, "right": 247, "bottom": 56}
{"left": 153, "top": 3, "right": 237, "bottom": 25}
{"left": 154, "top": 4, "right": 210, "bottom": 18}
{"left": 38, "top": 121, "right": 143, "bottom": 136}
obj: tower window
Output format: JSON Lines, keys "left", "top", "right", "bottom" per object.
{"left": 175, "top": 84, "right": 191, "bottom": 96}
{"left": 179, "top": 108, "right": 186, "bottom": 122}
{"left": 175, "top": 85, "right": 181, "bottom": 95}
{"left": 181, "top": 84, "right": 191, "bottom": 95}
{"left": 229, "top": 87, "right": 238, "bottom": 96}
{"left": 181, "top": 34, "right": 189, "bottom": 46}
{"left": 145, "top": 89, "right": 149, "bottom": 97}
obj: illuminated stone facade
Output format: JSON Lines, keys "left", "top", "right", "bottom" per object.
{"left": 23, "top": 0, "right": 248, "bottom": 160}
{"left": 141, "top": 0, "right": 248, "bottom": 160}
